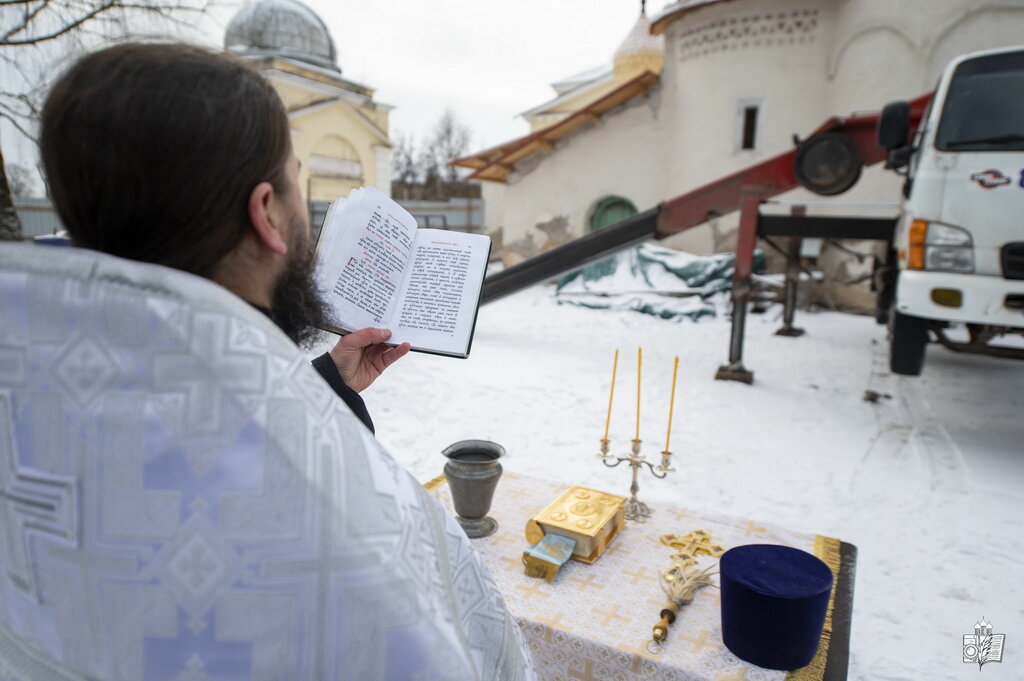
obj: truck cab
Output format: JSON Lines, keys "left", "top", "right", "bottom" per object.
{"left": 879, "top": 46, "right": 1024, "bottom": 375}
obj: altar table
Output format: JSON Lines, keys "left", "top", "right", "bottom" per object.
{"left": 429, "top": 472, "right": 856, "bottom": 681}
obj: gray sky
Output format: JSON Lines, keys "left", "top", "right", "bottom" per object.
{"left": 211, "top": 0, "right": 675, "bottom": 151}
{"left": 2, "top": 1, "right": 675, "bottom": 179}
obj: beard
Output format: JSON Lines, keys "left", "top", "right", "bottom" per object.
{"left": 269, "top": 216, "right": 330, "bottom": 349}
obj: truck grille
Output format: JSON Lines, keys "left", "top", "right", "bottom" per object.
{"left": 1003, "top": 243, "right": 1024, "bottom": 280}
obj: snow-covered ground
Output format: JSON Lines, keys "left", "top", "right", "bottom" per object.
{"left": 325, "top": 282, "right": 1024, "bottom": 681}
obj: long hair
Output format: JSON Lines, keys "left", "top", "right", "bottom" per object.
{"left": 41, "top": 43, "right": 292, "bottom": 277}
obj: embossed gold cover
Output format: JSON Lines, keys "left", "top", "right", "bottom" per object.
{"left": 525, "top": 486, "right": 626, "bottom": 563}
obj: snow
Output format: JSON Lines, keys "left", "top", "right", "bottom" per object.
{"left": 313, "top": 283, "right": 1024, "bottom": 681}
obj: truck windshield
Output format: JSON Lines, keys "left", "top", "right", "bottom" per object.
{"left": 935, "top": 51, "right": 1024, "bottom": 152}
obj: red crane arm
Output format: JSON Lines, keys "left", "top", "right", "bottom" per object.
{"left": 655, "top": 93, "right": 933, "bottom": 237}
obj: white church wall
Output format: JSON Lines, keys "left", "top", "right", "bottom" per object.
{"left": 485, "top": 0, "right": 1024, "bottom": 270}
{"left": 662, "top": 0, "right": 831, "bottom": 198}
{"left": 925, "top": 3, "right": 1024, "bottom": 85}
{"left": 493, "top": 95, "right": 676, "bottom": 265}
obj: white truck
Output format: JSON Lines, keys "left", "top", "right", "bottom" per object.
{"left": 877, "top": 46, "right": 1024, "bottom": 375}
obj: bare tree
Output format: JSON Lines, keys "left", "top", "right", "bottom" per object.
{"left": 392, "top": 109, "right": 475, "bottom": 201}
{"left": 431, "top": 109, "right": 470, "bottom": 185}
{"left": 390, "top": 132, "right": 420, "bottom": 200}
{"left": 0, "top": 0, "right": 216, "bottom": 240}
{"left": 5, "top": 162, "right": 37, "bottom": 196}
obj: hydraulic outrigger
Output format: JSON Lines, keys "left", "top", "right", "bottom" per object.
{"left": 480, "top": 94, "right": 932, "bottom": 383}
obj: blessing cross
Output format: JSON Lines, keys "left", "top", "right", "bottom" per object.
{"left": 0, "top": 394, "right": 78, "bottom": 600}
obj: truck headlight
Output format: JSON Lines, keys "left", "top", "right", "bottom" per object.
{"left": 926, "top": 223, "right": 973, "bottom": 273}
{"left": 907, "top": 221, "right": 974, "bottom": 273}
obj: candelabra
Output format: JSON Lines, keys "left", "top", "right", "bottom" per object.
{"left": 597, "top": 438, "right": 674, "bottom": 521}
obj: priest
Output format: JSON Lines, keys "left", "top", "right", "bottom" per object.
{"left": 0, "top": 42, "right": 536, "bottom": 680}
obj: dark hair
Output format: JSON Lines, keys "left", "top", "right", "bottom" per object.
{"left": 41, "top": 42, "right": 292, "bottom": 277}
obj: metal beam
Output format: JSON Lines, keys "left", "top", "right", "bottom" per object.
{"left": 759, "top": 215, "right": 897, "bottom": 240}
{"left": 480, "top": 208, "right": 660, "bottom": 305}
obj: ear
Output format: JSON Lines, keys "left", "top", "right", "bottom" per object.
{"left": 247, "top": 181, "right": 289, "bottom": 255}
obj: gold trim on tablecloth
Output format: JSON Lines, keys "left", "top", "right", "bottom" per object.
{"left": 426, "top": 471, "right": 848, "bottom": 681}
{"left": 786, "top": 535, "right": 841, "bottom": 681}
{"left": 423, "top": 474, "right": 448, "bottom": 492}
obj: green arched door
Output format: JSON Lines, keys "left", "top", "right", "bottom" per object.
{"left": 590, "top": 196, "right": 637, "bottom": 232}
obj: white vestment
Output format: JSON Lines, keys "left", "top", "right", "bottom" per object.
{"left": 0, "top": 243, "right": 536, "bottom": 681}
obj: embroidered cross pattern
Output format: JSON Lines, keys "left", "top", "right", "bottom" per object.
{"left": 0, "top": 393, "right": 77, "bottom": 599}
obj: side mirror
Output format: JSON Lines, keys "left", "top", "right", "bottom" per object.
{"left": 886, "top": 145, "right": 914, "bottom": 171}
{"left": 877, "top": 101, "right": 911, "bottom": 150}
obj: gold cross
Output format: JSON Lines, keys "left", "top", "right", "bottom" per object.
{"left": 514, "top": 580, "right": 550, "bottom": 600}
{"left": 735, "top": 520, "right": 766, "bottom": 536}
{"left": 569, "top": 574, "right": 604, "bottom": 590}
{"left": 621, "top": 566, "right": 655, "bottom": 585}
{"left": 679, "top": 628, "right": 719, "bottom": 655}
{"left": 568, "top": 659, "right": 601, "bottom": 681}
{"left": 618, "top": 641, "right": 658, "bottom": 664}
{"left": 592, "top": 604, "right": 628, "bottom": 627}
{"left": 500, "top": 555, "right": 523, "bottom": 572}
{"left": 504, "top": 487, "right": 533, "bottom": 499}
{"left": 715, "top": 668, "right": 749, "bottom": 681}
{"left": 490, "top": 531, "right": 519, "bottom": 545}
{"left": 674, "top": 506, "right": 696, "bottom": 521}
{"left": 603, "top": 538, "right": 628, "bottom": 556}
{"left": 536, "top": 613, "right": 566, "bottom": 644}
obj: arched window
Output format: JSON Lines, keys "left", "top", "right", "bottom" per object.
{"left": 589, "top": 196, "right": 637, "bottom": 232}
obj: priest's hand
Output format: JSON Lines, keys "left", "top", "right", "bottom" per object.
{"left": 328, "top": 328, "right": 411, "bottom": 393}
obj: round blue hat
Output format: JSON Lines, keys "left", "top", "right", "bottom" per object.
{"left": 719, "top": 544, "right": 833, "bottom": 670}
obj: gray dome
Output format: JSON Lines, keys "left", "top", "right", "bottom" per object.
{"left": 225, "top": 0, "right": 339, "bottom": 72}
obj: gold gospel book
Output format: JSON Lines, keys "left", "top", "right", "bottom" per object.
{"left": 312, "top": 186, "right": 491, "bottom": 358}
{"left": 525, "top": 486, "right": 626, "bottom": 563}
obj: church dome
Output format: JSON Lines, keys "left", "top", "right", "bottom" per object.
{"left": 225, "top": 0, "right": 339, "bottom": 73}
{"left": 613, "top": 8, "right": 664, "bottom": 78}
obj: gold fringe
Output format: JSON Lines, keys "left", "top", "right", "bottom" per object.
{"left": 423, "top": 475, "right": 448, "bottom": 491}
{"left": 786, "top": 535, "right": 841, "bottom": 681}
{"left": 522, "top": 553, "right": 561, "bottom": 582}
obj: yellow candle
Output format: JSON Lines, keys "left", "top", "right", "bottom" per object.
{"left": 635, "top": 347, "right": 642, "bottom": 441}
{"left": 603, "top": 349, "right": 619, "bottom": 441}
{"left": 664, "top": 356, "right": 680, "bottom": 453}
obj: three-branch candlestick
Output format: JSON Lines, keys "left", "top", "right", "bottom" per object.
{"left": 598, "top": 439, "right": 672, "bottom": 521}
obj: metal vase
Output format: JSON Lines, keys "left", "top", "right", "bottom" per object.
{"left": 442, "top": 440, "right": 504, "bottom": 538}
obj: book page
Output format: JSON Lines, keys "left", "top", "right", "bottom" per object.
{"left": 391, "top": 229, "right": 490, "bottom": 356}
{"left": 314, "top": 187, "right": 418, "bottom": 330}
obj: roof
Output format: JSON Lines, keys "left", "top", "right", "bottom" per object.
{"left": 550, "top": 64, "right": 614, "bottom": 95}
{"left": 452, "top": 70, "right": 660, "bottom": 183}
{"left": 225, "top": 0, "right": 339, "bottom": 73}
{"left": 650, "top": 0, "right": 743, "bottom": 35}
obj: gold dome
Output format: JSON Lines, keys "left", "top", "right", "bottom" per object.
{"left": 613, "top": 9, "right": 664, "bottom": 78}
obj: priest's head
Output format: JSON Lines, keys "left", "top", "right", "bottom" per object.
{"left": 40, "top": 42, "right": 327, "bottom": 346}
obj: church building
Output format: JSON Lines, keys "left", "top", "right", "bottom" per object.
{"left": 225, "top": 0, "right": 392, "bottom": 201}
{"left": 456, "top": 0, "right": 1024, "bottom": 284}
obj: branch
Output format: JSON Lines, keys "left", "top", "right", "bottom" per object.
{"left": 0, "top": 110, "right": 37, "bottom": 143}
{"left": 2, "top": 0, "right": 53, "bottom": 42}
{"left": 0, "top": 0, "right": 119, "bottom": 46}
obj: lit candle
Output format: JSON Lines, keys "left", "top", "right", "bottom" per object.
{"left": 664, "top": 356, "right": 680, "bottom": 454}
{"left": 603, "top": 349, "right": 619, "bottom": 442}
{"left": 635, "top": 347, "right": 642, "bottom": 441}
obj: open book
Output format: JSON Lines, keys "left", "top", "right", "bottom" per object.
{"left": 313, "top": 186, "right": 491, "bottom": 358}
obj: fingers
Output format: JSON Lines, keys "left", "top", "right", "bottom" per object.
{"left": 341, "top": 327, "right": 392, "bottom": 349}
{"left": 380, "top": 342, "right": 412, "bottom": 370}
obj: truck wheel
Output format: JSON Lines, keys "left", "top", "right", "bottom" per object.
{"left": 889, "top": 311, "right": 928, "bottom": 376}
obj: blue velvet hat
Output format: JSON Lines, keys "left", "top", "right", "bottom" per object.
{"left": 719, "top": 544, "right": 833, "bottom": 670}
